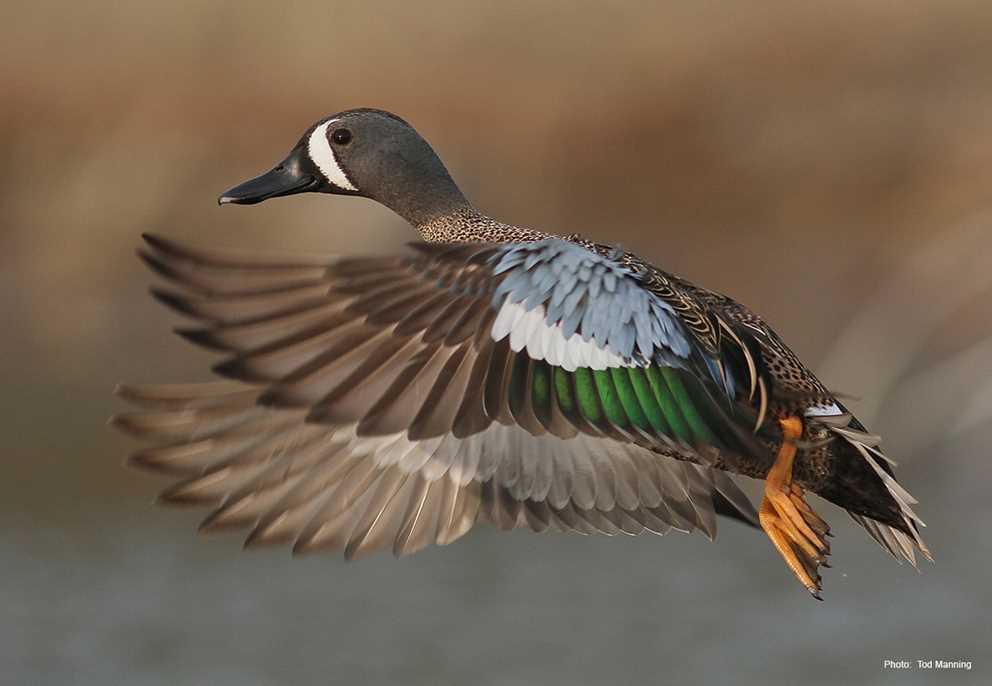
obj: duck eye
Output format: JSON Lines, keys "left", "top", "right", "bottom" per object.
{"left": 331, "top": 128, "right": 352, "bottom": 145}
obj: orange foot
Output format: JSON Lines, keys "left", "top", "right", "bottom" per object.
{"left": 759, "top": 416, "right": 832, "bottom": 599}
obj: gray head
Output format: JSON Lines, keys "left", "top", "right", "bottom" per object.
{"left": 219, "top": 108, "right": 472, "bottom": 227}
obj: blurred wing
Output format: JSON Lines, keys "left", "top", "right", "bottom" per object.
{"left": 114, "top": 234, "right": 761, "bottom": 558}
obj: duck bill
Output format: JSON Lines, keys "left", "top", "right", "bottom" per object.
{"left": 217, "top": 146, "right": 319, "bottom": 205}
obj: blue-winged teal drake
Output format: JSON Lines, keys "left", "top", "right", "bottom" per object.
{"left": 114, "top": 108, "right": 930, "bottom": 599}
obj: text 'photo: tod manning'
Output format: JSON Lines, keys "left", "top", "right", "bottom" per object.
{"left": 883, "top": 659, "right": 973, "bottom": 672}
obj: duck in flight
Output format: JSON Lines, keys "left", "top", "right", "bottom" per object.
{"left": 113, "top": 108, "right": 930, "bottom": 599}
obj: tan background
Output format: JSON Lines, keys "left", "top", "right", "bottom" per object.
{"left": 3, "top": 1, "right": 991, "bottom": 684}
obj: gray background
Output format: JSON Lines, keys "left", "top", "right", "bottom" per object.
{"left": 3, "top": 1, "right": 990, "bottom": 683}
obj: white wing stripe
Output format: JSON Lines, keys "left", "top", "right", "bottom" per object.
{"left": 492, "top": 300, "right": 632, "bottom": 371}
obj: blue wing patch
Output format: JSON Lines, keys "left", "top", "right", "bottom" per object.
{"left": 490, "top": 239, "right": 692, "bottom": 368}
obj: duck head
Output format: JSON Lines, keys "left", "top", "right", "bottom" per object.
{"left": 218, "top": 108, "right": 471, "bottom": 226}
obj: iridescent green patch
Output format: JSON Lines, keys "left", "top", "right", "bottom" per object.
{"left": 573, "top": 367, "right": 602, "bottom": 423}
{"left": 660, "top": 367, "right": 716, "bottom": 444}
{"left": 644, "top": 365, "right": 692, "bottom": 443}
{"left": 593, "top": 369, "right": 626, "bottom": 427}
{"left": 609, "top": 367, "right": 649, "bottom": 430}
{"left": 625, "top": 368, "right": 669, "bottom": 433}
{"left": 553, "top": 367, "right": 576, "bottom": 414}
{"left": 532, "top": 361, "right": 551, "bottom": 410}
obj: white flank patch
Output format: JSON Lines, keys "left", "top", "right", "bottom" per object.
{"left": 804, "top": 402, "right": 843, "bottom": 417}
{"left": 307, "top": 119, "right": 358, "bottom": 191}
{"left": 490, "top": 300, "right": 631, "bottom": 371}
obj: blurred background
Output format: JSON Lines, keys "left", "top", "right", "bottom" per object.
{"left": 3, "top": 1, "right": 991, "bottom": 684}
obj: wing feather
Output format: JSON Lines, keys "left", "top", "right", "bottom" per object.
{"left": 115, "top": 236, "right": 766, "bottom": 561}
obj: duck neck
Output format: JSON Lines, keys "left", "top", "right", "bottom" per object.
{"left": 367, "top": 155, "right": 475, "bottom": 232}
{"left": 388, "top": 187, "right": 474, "bottom": 231}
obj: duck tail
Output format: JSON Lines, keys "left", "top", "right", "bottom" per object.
{"left": 814, "top": 412, "right": 932, "bottom": 566}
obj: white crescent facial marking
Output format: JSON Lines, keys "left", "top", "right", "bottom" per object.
{"left": 307, "top": 119, "right": 358, "bottom": 192}
{"left": 491, "top": 300, "right": 632, "bottom": 371}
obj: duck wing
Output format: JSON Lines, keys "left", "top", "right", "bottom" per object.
{"left": 113, "top": 235, "right": 766, "bottom": 559}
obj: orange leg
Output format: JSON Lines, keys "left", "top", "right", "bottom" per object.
{"left": 759, "top": 416, "right": 832, "bottom": 599}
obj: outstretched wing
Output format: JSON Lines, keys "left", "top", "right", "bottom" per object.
{"left": 114, "top": 235, "right": 763, "bottom": 559}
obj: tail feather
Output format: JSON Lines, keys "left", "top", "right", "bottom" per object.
{"left": 817, "top": 415, "right": 931, "bottom": 566}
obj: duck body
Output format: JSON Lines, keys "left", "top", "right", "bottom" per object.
{"left": 422, "top": 207, "right": 915, "bottom": 532}
{"left": 115, "top": 108, "right": 928, "bottom": 598}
